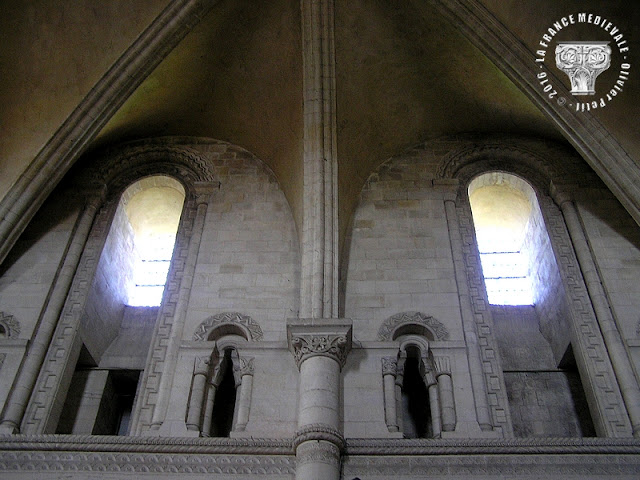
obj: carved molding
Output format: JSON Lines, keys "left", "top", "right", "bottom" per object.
{"left": 454, "top": 197, "right": 513, "bottom": 434}
{"left": 296, "top": 439, "right": 340, "bottom": 466}
{"left": 344, "top": 453, "right": 639, "bottom": 476}
{"left": 377, "top": 311, "right": 450, "bottom": 341}
{"left": 345, "top": 437, "right": 640, "bottom": 455}
{"left": 193, "top": 312, "right": 263, "bottom": 342}
{"left": 0, "top": 434, "right": 294, "bottom": 454}
{"left": 0, "top": 451, "right": 295, "bottom": 475}
{"left": 293, "top": 423, "right": 346, "bottom": 451}
{"left": 86, "top": 143, "right": 217, "bottom": 196}
{"left": 0, "top": 312, "right": 20, "bottom": 338}
{"left": 290, "top": 334, "right": 350, "bottom": 369}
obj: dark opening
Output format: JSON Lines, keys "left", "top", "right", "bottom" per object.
{"left": 559, "top": 345, "right": 596, "bottom": 437}
{"left": 100, "top": 370, "right": 140, "bottom": 436}
{"left": 210, "top": 349, "right": 237, "bottom": 437}
{"left": 401, "top": 347, "right": 431, "bottom": 438}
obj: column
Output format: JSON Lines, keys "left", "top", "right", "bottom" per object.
{"left": 381, "top": 357, "right": 399, "bottom": 432}
{"left": 0, "top": 188, "right": 105, "bottom": 434}
{"left": 200, "top": 378, "right": 217, "bottom": 437}
{"left": 233, "top": 357, "right": 255, "bottom": 432}
{"left": 288, "top": 319, "right": 352, "bottom": 480}
{"left": 186, "top": 355, "right": 211, "bottom": 433}
{"left": 150, "top": 184, "right": 214, "bottom": 432}
{"left": 201, "top": 357, "right": 225, "bottom": 438}
{"left": 434, "top": 356, "right": 456, "bottom": 432}
{"left": 440, "top": 185, "right": 493, "bottom": 431}
{"left": 300, "top": 0, "right": 338, "bottom": 319}
{"left": 552, "top": 185, "right": 640, "bottom": 437}
{"left": 423, "top": 368, "right": 441, "bottom": 438}
{"left": 395, "top": 354, "right": 405, "bottom": 434}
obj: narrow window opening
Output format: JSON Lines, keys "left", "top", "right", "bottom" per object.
{"left": 210, "top": 349, "right": 237, "bottom": 437}
{"left": 401, "top": 347, "right": 432, "bottom": 438}
{"left": 558, "top": 345, "right": 596, "bottom": 436}
{"left": 122, "top": 177, "right": 185, "bottom": 307}
{"left": 469, "top": 173, "right": 535, "bottom": 306}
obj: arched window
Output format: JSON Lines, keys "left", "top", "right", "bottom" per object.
{"left": 381, "top": 333, "right": 456, "bottom": 438}
{"left": 56, "top": 175, "right": 185, "bottom": 435}
{"left": 469, "top": 173, "right": 537, "bottom": 305}
{"left": 121, "top": 177, "right": 185, "bottom": 306}
{"left": 186, "top": 325, "right": 255, "bottom": 437}
{"left": 468, "top": 172, "right": 595, "bottom": 437}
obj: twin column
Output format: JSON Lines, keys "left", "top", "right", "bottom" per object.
{"left": 288, "top": 319, "right": 352, "bottom": 480}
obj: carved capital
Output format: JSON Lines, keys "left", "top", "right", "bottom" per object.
{"left": 550, "top": 181, "right": 579, "bottom": 208}
{"left": 233, "top": 356, "right": 254, "bottom": 385}
{"left": 287, "top": 319, "right": 352, "bottom": 370}
{"left": 381, "top": 357, "right": 397, "bottom": 376}
{"left": 193, "top": 181, "right": 219, "bottom": 206}
{"left": 193, "top": 355, "right": 211, "bottom": 376}
{"left": 433, "top": 356, "right": 451, "bottom": 376}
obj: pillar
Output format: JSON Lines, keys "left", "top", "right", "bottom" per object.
{"left": 423, "top": 369, "right": 441, "bottom": 438}
{"left": 150, "top": 184, "right": 214, "bottom": 432}
{"left": 440, "top": 185, "right": 493, "bottom": 431}
{"left": 186, "top": 355, "right": 211, "bottom": 433}
{"left": 300, "top": 0, "right": 338, "bottom": 319}
{"left": 552, "top": 185, "right": 640, "bottom": 436}
{"left": 233, "top": 357, "right": 254, "bottom": 432}
{"left": 381, "top": 357, "right": 399, "bottom": 432}
{"left": 288, "top": 319, "right": 352, "bottom": 480}
{"left": 434, "top": 356, "right": 456, "bottom": 432}
{"left": 0, "top": 188, "right": 105, "bottom": 434}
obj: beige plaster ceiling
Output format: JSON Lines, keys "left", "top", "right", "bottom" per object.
{"left": 1, "top": 0, "right": 638, "bottom": 249}
{"left": 0, "top": 0, "right": 170, "bottom": 198}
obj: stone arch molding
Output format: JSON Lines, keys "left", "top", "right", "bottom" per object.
{"left": 193, "top": 312, "right": 263, "bottom": 342}
{"left": 377, "top": 312, "right": 449, "bottom": 342}
{"left": 79, "top": 141, "right": 218, "bottom": 195}
{"left": 0, "top": 312, "right": 20, "bottom": 338}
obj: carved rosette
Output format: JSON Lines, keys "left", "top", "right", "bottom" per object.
{"left": 291, "top": 334, "right": 350, "bottom": 369}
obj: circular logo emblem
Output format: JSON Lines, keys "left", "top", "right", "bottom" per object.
{"left": 534, "top": 13, "right": 630, "bottom": 111}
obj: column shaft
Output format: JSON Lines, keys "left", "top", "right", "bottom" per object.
{"left": 443, "top": 197, "right": 492, "bottom": 430}
{"left": 151, "top": 199, "right": 209, "bottom": 429}
{"left": 560, "top": 198, "right": 640, "bottom": 436}
{"left": 428, "top": 383, "right": 441, "bottom": 437}
{"left": 383, "top": 373, "right": 399, "bottom": 432}
{"left": 0, "top": 193, "right": 103, "bottom": 433}
{"left": 186, "top": 372, "right": 207, "bottom": 432}
{"left": 438, "top": 373, "right": 456, "bottom": 432}
{"left": 200, "top": 382, "right": 217, "bottom": 437}
{"left": 235, "top": 374, "right": 253, "bottom": 432}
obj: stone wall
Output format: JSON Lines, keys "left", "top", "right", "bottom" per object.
{"left": 184, "top": 143, "right": 300, "bottom": 343}
{"left": 80, "top": 200, "right": 135, "bottom": 362}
